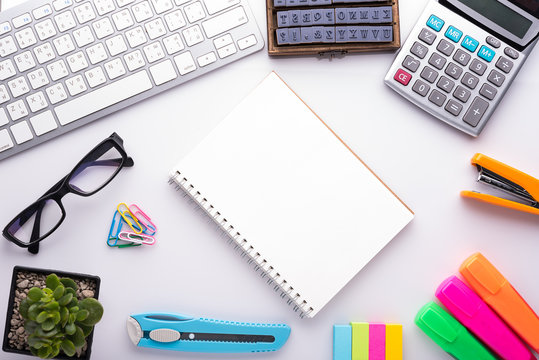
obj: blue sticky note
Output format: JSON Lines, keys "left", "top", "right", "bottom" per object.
{"left": 477, "top": 45, "right": 495, "bottom": 62}
{"left": 445, "top": 25, "right": 462, "bottom": 42}
{"left": 333, "top": 325, "right": 352, "bottom": 360}
{"left": 426, "top": 14, "right": 444, "bottom": 32}
{"left": 461, "top": 35, "right": 479, "bottom": 52}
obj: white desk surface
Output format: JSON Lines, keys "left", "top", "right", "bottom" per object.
{"left": 1, "top": 0, "right": 538, "bottom": 359}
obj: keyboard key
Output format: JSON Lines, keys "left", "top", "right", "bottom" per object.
{"left": 104, "top": 58, "right": 126, "bottom": 79}
{"left": 426, "top": 14, "right": 444, "bottom": 32}
{"left": 0, "top": 129, "right": 14, "bottom": 153}
{"left": 8, "top": 77, "right": 31, "bottom": 98}
{"left": 0, "top": 59, "right": 16, "bottom": 80}
{"left": 410, "top": 41, "right": 428, "bottom": 59}
{"left": 112, "top": 9, "right": 134, "bottom": 31}
{"left": 132, "top": 1, "right": 154, "bottom": 22}
{"left": 495, "top": 57, "right": 513, "bottom": 73}
{"left": 428, "top": 89, "right": 446, "bottom": 107}
{"left": 164, "top": 10, "right": 186, "bottom": 31}
{"left": 0, "top": 22, "right": 11, "bottom": 36}
{"left": 486, "top": 36, "right": 500, "bottom": 48}
{"left": 36, "top": 19, "right": 57, "bottom": 41}
{"left": 125, "top": 26, "right": 147, "bottom": 47}
{"left": 412, "top": 79, "right": 430, "bottom": 96}
{"left": 0, "top": 36, "right": 18, "bottom": 57}
{"left": 463, "top": 97, "right": 488, "bottom": 127}
{"left": 0, "top": 85, "right": 10, "bottom": 104}
{"left": 26, "top": 91, "right": 49, "bottom": 112}
{"left": 30, "top": 110, "right": 58, "bottom": 136}
{"left": 461, "top": 35, "right": 478, "bottom": 52}
{"left": 12, "top": 13, "right": 32, "bottom": 28}
{"left": 124, "top": 50, "right": 146, "bottom": 70}
{"left": 54, "top": 11, "right": 77, "bottom": 32}
{"left": 402, "top": 55, "right": 420, "bottom": 73}
{"left": 73, "top": 26, "right": 95, "bottom": 47}
{"left": 93, "top": 18, "right": 115, "bottom": 39}
{"left": 14, "top": 51, "right": 36, "bottom": 72}
{"left": 394, "top": 68, "right": 411, "bottom": 86}
{"left": 149, "top": 59, "right": 177, "bottom": 85}
{"left": 217, "top": 43, "right": 237, "bottom": 58}
{"left": 428, "top": 52, "right": 446, "bottom": 70}
{"left": 418, "top": 28, "right": 436, "bottom": 45}
{"left": 53, "top": 34, "right": 76, "bottom": 55}
{"left": 163, "top": 33, "right": 184, "bottom": 54}
{"left": 445, "top": 99, "right": 463, "bottom": 116}
{"left": 445, "top": 25, "right": 462, "bottom": 42}
{"left": 197, "top": 51, "right": 217, "bottom": 67}
{"left": 453, "top": 49, "right": 470, "bottom": 66}
{"left": 205, "top": 0, "right": 240, "bottom": 15}
{"left": 10, "top": 121, "right": 33, "bottom": 144}
{"left": 116, "top": 0, "right": 136, "bottom": 7}
{"left": 143, "top": 42, "right": 165, "bottom": 63}
{"left": 47, "top": 59, "right": 69, "bottom": 80}
{"left": 34, "top": 43, "right": 56, "bottom": 64}
{"left": 453, "top": 85, "right": 471, "bottom": 103}
{"left": 469, "top": 59, "right": 487, "bottom": 76}
{"left": 479, "top": 83, "right": 497, "bottom": 100}
{"left": 7, "top": 99, "right": 29, "bottom": 120}
{"left": 185, "top": 2, "right": 206, "bottom": 23}
{"left": 487, "top": 69, "right": 505, "bottom": 87}
{"left": 173, "top": 51, "right": 196, "bottom": 75}
{"left": 28, "top": 68, "right": 50, "bottom": 89}
{"left": 436, "top": 39, "right": 454, "bottom": 56}
{"left": 15, "top": 28, "right": 38, "bottom": 49}
{"left": 86, "top": 43, "right": 108, "bottom": 64}
{"left": 67, "top": 51, "right": 89, "bottom": 72}
{"left": 74, "top": 2, "right": 97, "bottom": 24}
{"left": 46, "top": 83, "right": 68, "bottom": 104}
{"left": 436, "top": 76, "right": 454, "bottom": 93}
{"left": 0, "top": 108, "right": 8, "bottom": 125}
{"left": 420, "top": 66, "right": 438, "bottom": 83}
{"left": 145, "top": 18, "right": 167, "bottom": 39}
{"left": 238, "top": 34, "right": 257, "bottom": 50}
{"left": 105, "top": 35, "right": 128, "bottom": 56}
{"left": 477, "top": 45, "right": 495, "bottom": 62}
{"left": 66, "top": 74, "right": 88, "bottom": 95}
{"left": 202, "top": 6, "right": 248, "bottom": 38}
{"left": 54, "top": 70, "right": 152, "bottom": 125}
{"left": 504, "top": 46, "right": 519, "bottom": 59}
{"left": 53, "top": 0, "right": 73, "bottom": 11}
{"left": 214, "top": 34, "right": 233, "bottom": 49}
{"left": 183, "top": 25, "right": 204, "bottom": 46}
{"left": 84, "top": 66, "right": 107, "bottom": 87}
{"left": 150, "top": 0, "right": 174, "bottom": 14}
{"left": 461, "top": 72, "right": 479, "bottom": 89}
{"left": 94, "top": 0, "right": 116, "bottom": 15}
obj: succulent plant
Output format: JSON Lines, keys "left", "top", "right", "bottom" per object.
{"left": 18, "top": 274, "right": 104, "bottom": 359}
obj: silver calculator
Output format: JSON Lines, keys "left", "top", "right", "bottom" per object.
{"left": 384, "top": 0, "right": 539, "bottom": 136}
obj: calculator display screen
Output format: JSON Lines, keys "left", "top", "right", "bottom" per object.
{"left": 508, "top": 0, "right": 539, "bottom": 18}
{"left": 458, "top": 0, "right": 533, "bottom": 38}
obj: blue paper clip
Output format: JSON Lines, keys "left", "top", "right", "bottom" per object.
{"left": 107, "top": 211, "right": 141, "bottom": 248}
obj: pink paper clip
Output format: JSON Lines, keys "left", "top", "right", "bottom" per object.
{"left": 118, "top": 231, "right": 156, "bottom": 245}
{"left": 129, "top": 204, "right": 157, "bottom": 235}
{"left": 436, "top": 276, "right": 534, "bottom": 360}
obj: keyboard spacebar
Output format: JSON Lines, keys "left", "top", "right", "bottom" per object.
{"left": 55, "top": 71, "right": 153, "bottom": 126}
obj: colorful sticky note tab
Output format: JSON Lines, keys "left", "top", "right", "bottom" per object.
{"left": 334, "top": 325, "right": 352, "bottom": 360}
{"left": 351, "top": 322, "right": 369, "bottom": 360}
{"left": 334, "top": 322, "right": 403, "bottom": 360}
{"left": 369, "top": 324, "right": 385, "bottom": 360}
{"left": 385, "top": 324, "right": 403, "bottom": 360}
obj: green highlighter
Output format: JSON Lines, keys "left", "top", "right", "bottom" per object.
{"left": 415, "top": 302, "right": 496, "bottom": 360}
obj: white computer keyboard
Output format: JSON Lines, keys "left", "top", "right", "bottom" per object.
{"left": 0, "top": 0, "right": 264, "bottom": 161}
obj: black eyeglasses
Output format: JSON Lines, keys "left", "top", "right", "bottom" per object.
{"left": 2, "top": 133, "right": 134, "bottom": 254}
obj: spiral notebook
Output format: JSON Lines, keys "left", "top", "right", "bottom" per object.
{"left": 169, "top": 72, "right": 414, "bottom": 318}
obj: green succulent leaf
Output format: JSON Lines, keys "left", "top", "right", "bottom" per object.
{"left": 78, "top": 298, "right": 104, "bottom": 326}
{"left": 65, "top": 287, "right": 76, "bottom": 296}
{"left": 27, "top": 287, "right": 43, "bottom": 302}
{"left": 42, "top": 288, "right": 53, "bottom": 297}
{"left": 19, "top": 298, "right": 30, "bottom": 319}
{"left": 53, "top": 285, "right": 65, "bottom": 300}
{"left": 69, "top": 313, "right": 76, "bottom": 325}
{"left": 69, "top": 306, "right": 79, "bottom": 313}
{"left": 28, "top": 335, "right": 42, "bottom": 347}
{"left": 78, "top": 324, "right": 93, "bottom": 337}
{"left": 42, "top": 318, "right": 56, "bottom": 331}
{"left": 24, "top": 320, "right": 38, "bottom": 333}
{"left": 65, "top": 322, "right": 76, "bottom": 335}
{"left": 51, "top": 343, "right": 60, "bottom": 358}
{"left": 60, "top": 306, "right": 69, "bottom": 327}
{"left": 58, "top": 293, "right": 73, "bottom": 306}
{"left": 60, "top": 278, "right": 77, "bottom": 291}
{"left": 28, "top": 304, "right": 40, "bottom": 321}
{"left": 36, "top": 311, "right": 51, "bottom": 323}
{"left": 70, "top": 326, "right": 86, "bottom": 348}
{"left": 44, "top": 301, "right": 59, "bottom": 311}
{"left": 45, "top": 274, "right": 61, "bottom": 290}
{"left": 61, "top": 339, "right": 76, "bottom": 357}
{"left": 37, "top": 344, "right": 52, "bottom": 359}
{"left": 76, "top": 309, "right": 89, "bottom": 322}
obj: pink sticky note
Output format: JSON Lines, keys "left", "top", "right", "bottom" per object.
{"left": 369, "top": 323, "right": 385, "bottom": 360}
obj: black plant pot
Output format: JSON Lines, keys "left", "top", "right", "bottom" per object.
{"left": 2, "top": 266, "right": 101, "bottom": 359}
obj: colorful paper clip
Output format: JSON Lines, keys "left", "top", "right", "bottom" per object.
{"left": 107, "top": 211, "right": 141, "bottom": 248}
{"left": 118, "top": 231, "right": 156, "bottom": 245}
{"left": 117, "top": 203, "right": 143, "bottom": 234}
{"left": 129, "top": 204, "right": 157, "bottom": 235}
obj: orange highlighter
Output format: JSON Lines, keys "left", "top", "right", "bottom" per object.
{"left": 460, "top": 253, "right": 539, "bottom": 352}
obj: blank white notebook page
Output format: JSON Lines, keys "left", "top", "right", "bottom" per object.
{"left": 173, "top": 72, "right": 414, "bottom": 317}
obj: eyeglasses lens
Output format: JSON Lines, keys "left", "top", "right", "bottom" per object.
{"left": 69, "top": 146, "right": 123, "bottom": 194}
{"left": 7, "top": 200, "right": 63, "bottom": 244}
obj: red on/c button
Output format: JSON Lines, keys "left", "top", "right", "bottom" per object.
{"left": 394, "top": 68, "right": 412, "bottom": 86}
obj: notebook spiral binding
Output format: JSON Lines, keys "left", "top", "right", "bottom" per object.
{"left": 169, "top": 171, "right": 314, "bottom": 318}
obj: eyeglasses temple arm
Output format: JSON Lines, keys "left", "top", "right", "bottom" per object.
{"left": 27, "top": 202, "right": 45, "bottom": 254}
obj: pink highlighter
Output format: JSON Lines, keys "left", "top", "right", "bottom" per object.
{"left": 435, "top": 276, "right": 534, "bottom": 360}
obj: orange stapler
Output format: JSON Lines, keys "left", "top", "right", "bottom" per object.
{"left": 461, "top": 153, "right": 539, "bottom": 216}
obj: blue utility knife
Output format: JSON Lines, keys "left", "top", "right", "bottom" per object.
{"left": 127, "top": 312, "right": 291, "bottom": 353}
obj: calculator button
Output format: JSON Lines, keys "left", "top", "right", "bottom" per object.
{"left": 410, "top": 41, "right": 428, "bottom": 59}
{"left": 437, "top": 76, "right": 455, "bottom": 93}
{"left": 454, "top": 85, "right": 471, "bottom": 103}
{"left": 402, "top": 55, "right": 420, "bottom": 73}
{"left": 463, "top": 97, "right": 489, "bottom": 127}
{"left": 486, "top": 36, "right": 501, "bottom": 48}
{"left": 469, "top": 59, "right": 487, "bottom": 76}
{"left": 420, "top": 66, "right": 438, "bottom": 83}
{"left": 495, "top": 57, "right": 513, "bottom": 73}
{"left": 445, "top": 99, "right": 463, "bottom": 116}
{"left": 487, "top": 69, "right": 505, "bottom": 87}
{"left": 437, "top": 39, "right": 455, "bottom": 56}
{"left": 426, "top": 14, "right": 444, "bottom": 32}
{"left": 412, "top": 79, "right": 430, "bottom": 96}
{"left": 394, "top": 68, "right": 412, "bottom": 86}
{"left": 453, "top": 49, "right": 471, "bottom": 66}
{"left": 418, "top": 28, "right": 437, "bottom": 45}
{"left": 461, "top": 35, "right": 478, "bottom": 52}
{"left": 428, "top": 89, "right": 446, "bottom": 107}
{"left": 504, "top": 46, "right": 519, "bottom": 59}
{"left": 462, "top": 72, "right": 479, "bottom": 89}
{"left": 428, "top": 52, "right": 446, "bottom": 70}
{"left": 445, "top": 62, "right": 463, "bottom": 80}
{"left": 479, "top": 83, "right": 497, "bottom": 100}
{"left": 477, "top": 45, "right": 495, "bottom": 62}
{"left": 445, "top": 26, "right": 462, "bottom": 42}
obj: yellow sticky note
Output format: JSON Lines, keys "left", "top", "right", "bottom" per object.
{"left": 351, "top": 322, "right": 369, "bottom": 360}
{"left": 385, "top": 324, "right": 403, "bottom": 360}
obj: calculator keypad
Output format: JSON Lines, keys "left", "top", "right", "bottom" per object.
{"left": 383, "top": 0, "right": 529, "bottom": 136}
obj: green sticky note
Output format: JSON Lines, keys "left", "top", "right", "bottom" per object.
{"left": 351, "top": 322, "right": 369, "bottom": 360}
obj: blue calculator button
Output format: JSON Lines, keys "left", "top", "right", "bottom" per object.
{"left": 426, "top": 15, "right": 445, "bottom": 32}
{"left": 477, "top": 45, "right": 495, "bottom": 62}
{"left": 445, "top": 26, "right": 463, "bottom": 42}
{"left": 461, "top": 35, "right": 479, "bottom": 52}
